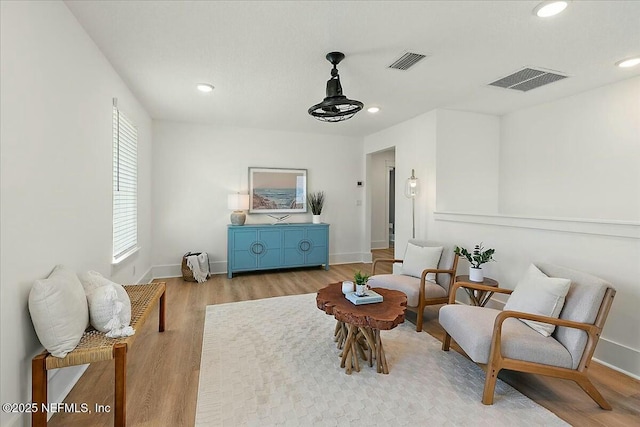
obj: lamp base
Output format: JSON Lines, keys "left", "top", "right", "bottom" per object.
{"left": 230, "top": 211, "right": 246, "bottom": 226}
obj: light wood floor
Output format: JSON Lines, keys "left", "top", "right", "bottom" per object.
{"left": 50, "top": 250, "right": 639, "bottom": 426}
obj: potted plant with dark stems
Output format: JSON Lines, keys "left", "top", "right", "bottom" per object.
{"left": 454, "top": 243, "right": 495, "bottom": 282}
{"left": 354, "top": 270, "right": 370, "bottom": 296}
{"left": 307, "top": 191, "right": 325, "bottom": 224}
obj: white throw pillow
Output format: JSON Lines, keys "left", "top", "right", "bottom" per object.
{"left": 80, "top": 271, "right": 134, "bottom": 338}
{"left": 504, "top": 264, "right": 571, "bottom": 337}
{"left": 402, "top": 243, "right": 443, "bottom": 282}
{"left": 28, "top": 265, "right": 89, "bottom": 358}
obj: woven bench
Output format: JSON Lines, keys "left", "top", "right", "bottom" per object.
{"left": 32, "top": 281, "right": 166, "bottom": 427}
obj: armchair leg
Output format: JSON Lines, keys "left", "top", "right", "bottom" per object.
{"left": 442, "top": 332, "right": 451, "bottom": 351}
{"left": 482, "top": 365, "right": 500, "bottom": 405}
{"left": 416, "top": 308, "right": 424, "bottom": 332}
{"left": 575, "top": 375, "right": 612, "bottom": 410}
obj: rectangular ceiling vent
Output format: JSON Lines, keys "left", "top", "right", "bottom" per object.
{"left": 388, "top": 52, "right": 428, "bottom": 70}
{"left": 489, "top": 67, "right": 568, "bottom": 92}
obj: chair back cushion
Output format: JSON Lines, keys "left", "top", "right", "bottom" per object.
{"left": 503, "top": 264, "right": 571, "bottom": 337}
{"left": 536, "top": 263, "right": 612, "bottom": 369}
{"left": 401, "top": 243, "right": 443, "bottom": 281}
{"left": 408, "top": 239, "right": 455, "bottom": 293}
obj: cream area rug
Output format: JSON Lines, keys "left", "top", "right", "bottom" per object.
{"left": 196, "top": 293, "right": 568, "bottom": 426}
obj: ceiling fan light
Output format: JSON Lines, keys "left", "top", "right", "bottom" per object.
{"left": 308, "top": 52, "right": 363, "bottom": 122}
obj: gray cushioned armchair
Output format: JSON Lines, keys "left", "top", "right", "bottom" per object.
{"left": 369, "top": 239, "right": 459, "bottom": 332}
{"left": 439, "top": 263, "right": 616, "bottom": 409}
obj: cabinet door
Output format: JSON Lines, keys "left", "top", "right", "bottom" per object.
{"left": 256, "top": 229, "right": 282, "bottom": 268}
{"left": 231, "top": 230, "right": 258, "bottom": 270}
{"left": 305, "top": 227, "right": 328, "bottom": 265}
{"left": 282, "top": 229, "right": 305, "bottom": 266}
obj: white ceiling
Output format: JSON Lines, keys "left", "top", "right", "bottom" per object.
{"left": 65, "top": 1, "right": 640, "bottom": 138}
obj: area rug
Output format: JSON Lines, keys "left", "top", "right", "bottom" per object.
{"left": 195, "top": 293, "right": 568, "bottom": 426}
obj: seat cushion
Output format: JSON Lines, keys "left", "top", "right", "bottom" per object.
{"left": 439, "top": 304, "right": 572, "bottom": 368}
{"left": 503, "top": 264, "right": 571, "bottom": 336}
{"left": 368, "top": 274, "right": 446, "bottom": 307}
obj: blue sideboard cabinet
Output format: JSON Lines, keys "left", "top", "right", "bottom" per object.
{"left": 227, "top": 223, "right": 329, "bottom": 278}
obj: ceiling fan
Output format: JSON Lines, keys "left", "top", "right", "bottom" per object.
{"left": 308, "top": 52, "right": 363, "bottom": 122}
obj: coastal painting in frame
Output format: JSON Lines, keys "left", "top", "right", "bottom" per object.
{"left": 249, "top": 167, "right": 308, "bottom": 213}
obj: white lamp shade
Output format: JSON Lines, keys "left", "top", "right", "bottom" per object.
{"left": 228, "top": 194, "right": 250, "bottom": 211}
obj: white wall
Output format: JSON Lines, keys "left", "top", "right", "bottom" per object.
{"left": 436, "top": 110, "right": 500, "bottom": 213}
{"left": 428, "top": 81, "right": 640, "bottom": 377}
{"left": 0, "top": 2, "right": 153, "bottom": 426}
{"left": 151, "top": 121, "right": 364, "bottom": 276}
{"left": 364, "top": 111, "right": 438, "bottom": 257}
{"left": 370, "top": 149, "right": 395, "bottom": 249}
{"left": 365, "top": 90, "right": 639, "bottom": 377}
{"left": 500, "top": 77, "right": 640, "bottom": 221}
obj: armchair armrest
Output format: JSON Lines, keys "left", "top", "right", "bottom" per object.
{"left": 448, "top": 281, "right": 513, "bottom": 304}
{"left": 488, "top": 310, "right": 598, "bottom": 368}
{"left": 372, "top": 258, "right": 403, "bottom": 275}
{"left": 420, "top": 268, "right": 456, "bottom": 281}
{"left": 495, "top": 310, "right": 596, "bottom": 333}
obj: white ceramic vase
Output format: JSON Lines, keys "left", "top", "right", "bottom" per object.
{"left": 312, "top": 214, "right": 321, "bottom": 224}
{"left": 469, "top": 267, "right": 484, "bottom": 282}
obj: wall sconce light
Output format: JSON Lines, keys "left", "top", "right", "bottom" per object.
{"left": 228, "top": 193, "right": 250, "bottom": 225}
{"left": 404, "top": 169, "right": 419, "bottom": 238}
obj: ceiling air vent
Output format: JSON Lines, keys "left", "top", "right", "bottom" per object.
{"left": 489, "top": 67, "right": 568, "bottom": 92}
{"left": 388, "top": 52, "right": 427, "bottom": 70}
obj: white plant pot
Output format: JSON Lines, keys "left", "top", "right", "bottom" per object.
{"left": 355, "top": 284, "right": 367, "bottom": 297}
{"left": 469, "top": 267, "right": 484, "bottom": 282}
{"left": 312, "top": 215, "right": 321, "bottom": 224}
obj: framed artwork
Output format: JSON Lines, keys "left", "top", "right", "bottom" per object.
{"left": 248, "top": 167, "right": 308, "bottom": 213}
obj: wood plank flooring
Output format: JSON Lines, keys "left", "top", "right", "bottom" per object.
{"left": 49, "top": 251, "right": 639, "bottom": 426}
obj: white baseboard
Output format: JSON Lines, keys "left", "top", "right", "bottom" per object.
{"left": 330, "top": 252, "right": 370, "bottom": 265}
{"left": 152, "top": 261, "right": 226, "bottom": 279}
{"left": 370, "top": 240, "right": 388, "bottom": 250}
{"left": 137, "top": 265, "right": 154, "bottom": 284}
{"left": 153, "top": 255, "right": 372, "bottom": 279}
{"left": 46, "top": 365, "right": 89, "bottom": 420}
{"left": 593, "top": 338, "right": 640, "bottom": 379}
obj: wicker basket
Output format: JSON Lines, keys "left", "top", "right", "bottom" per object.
{"left": 181, "top": 252, "right": 202, "bottom": 282}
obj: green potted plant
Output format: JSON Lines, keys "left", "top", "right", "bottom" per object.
{"left": 354, "top": 270, "right": 370, "bottom": 296}
{"left": 307, "top": 191, "right": 325, "bottom": 224}
{"left": 454, "top": 243, "right": 495, "bottom": 282}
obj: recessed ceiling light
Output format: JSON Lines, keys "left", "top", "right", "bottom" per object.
{"left": 196, "top": 83, "right": 214, "bottom": 93}
{"left": 367, "top": 106, "right": 380, "bottom": 114}
{"left": 616, "top": 57, "right": 640, "bottom": 68}
{"left": 533, "top": 1, "right": 568, "bottom": 18}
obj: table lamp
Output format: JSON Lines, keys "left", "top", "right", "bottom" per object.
{"left": 228, "top": 193, "right": 250, "bottom": 225}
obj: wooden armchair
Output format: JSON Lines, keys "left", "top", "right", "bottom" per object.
{"left": 439, "top": 263, "right": 616, "bottom": 409}
{"left": 369, "top": 239, "right": 459, "bottom": 332}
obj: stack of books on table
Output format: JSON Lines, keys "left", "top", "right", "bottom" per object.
{"left": 345, "top": 290, "right": 384, "bottom": 305}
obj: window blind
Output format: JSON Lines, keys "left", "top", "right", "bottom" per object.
{"left": 112, "top": 105, "right": 138, "bottom": 261}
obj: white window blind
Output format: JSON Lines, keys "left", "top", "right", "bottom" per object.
{"left": 112, "top": 104, "right": 138, "bottom": 261}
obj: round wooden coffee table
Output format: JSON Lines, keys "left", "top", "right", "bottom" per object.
{"left": 316, "top": 283, "right": 407, "bottom": 374}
